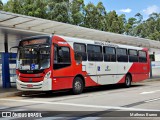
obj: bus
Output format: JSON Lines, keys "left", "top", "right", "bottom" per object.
{"left": 15, "top": 35, "right": 150, "bottom": 94}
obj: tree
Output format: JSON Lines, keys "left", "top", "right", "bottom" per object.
{"left": 70, "top": 0, "right": 85, "bottom": 25}
{"left": 135, "top": 13, "right": 143, "bottom": 24}
{"left": 105, "top": 10, "right": 125, "bottom": 33}
{"left": 149, "top": 13, "right": 159, "bottom": 21}
{"left": 3, "top": 0, "right": 22, "bottom": 13}
{"left": 96, "top": 2, "right": 106, "bottom": 30}
{"left": 117, "top": 14, "right": 126, "bottom": 33}
{"left": 126, "top": 12, "right": 160, "bottom": 41}
{"left": 0, "top": 0, "right": 3, "bottom": 10}
{"left": 148, "top": 31, "right": 160, "bottom": 41}
{"left": 47, "top": 0, "right": 71, "bottom": 23}
{"left": 83, "top": 2, "right": 99, "bottom": 29}
{"left": 2, "top": 0, "right": 160, "bottom": 41}
{"left": 3, "top": 0, "right": 47, "bottom": 18}
{"left": 125, "top": 17, "right": 137, "bottom": 35}
{"left": 105, "top": 11, "right": 116, "bottom": 32}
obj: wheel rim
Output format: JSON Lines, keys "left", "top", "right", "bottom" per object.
{"left": 75, "top": 81, "right": 82, "bottom": 91}
{"left": 126, "top": 76, "right": 130, "bottom": 86}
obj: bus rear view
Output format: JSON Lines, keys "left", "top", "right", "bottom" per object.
{"left": 16, "top": 36, "right": 52, "bottom": 91}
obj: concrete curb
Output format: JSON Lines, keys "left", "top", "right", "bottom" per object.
{"left": 143, "top": 78, "right": 160, "bottom": 82}
{"left": 0, "top": 91, "right": 22, "bottom": 98}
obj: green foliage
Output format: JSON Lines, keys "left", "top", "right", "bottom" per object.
{"left": 0, "top": 0, "right": 3, "bottom": 10}
{"left": 1, "top": 0, "right": 160, "bottom": 41}
{"left": 105, "top": 11, "right": 125, "bottom": 34}
{"left": 83, "top": 2, "right": 106, "bottom": 30}
{"left": 83, "top": 2, "right": 99, "bottom": 29}
{"left": 70, "top": 0, "right": 85, "bottom": 25}
{"left": 129, "top": 13, "right": 160, "bottom": 40}
{"left": 3, "top": 0, "right": 47, "bottom": 18}
{"left": 125, "top": 17, "right": 137, "bottom": 35}
{"left": 47, "top": 0, "right": 71, "bottom": 23}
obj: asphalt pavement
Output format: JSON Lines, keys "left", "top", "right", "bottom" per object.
{"left": 0, "top": 78, "right": 160, "bottom": 119}
{"left": 0, "top": 77, "right": 159, "bottom": 98}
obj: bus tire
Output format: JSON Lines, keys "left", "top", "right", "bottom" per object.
{"left": 72, "top": 77, "right": 84, "bottom": 94}
{"left": 124, "top": 74, "right": 131, "bottom": 88}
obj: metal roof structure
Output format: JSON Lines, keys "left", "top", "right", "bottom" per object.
{"left": 0, "top": 11, "right": 160, "bottom": 53}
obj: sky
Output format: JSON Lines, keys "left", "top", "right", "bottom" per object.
{"left": 84, "top": 0, "right": 160, "bottom": 20}
{"left": 2, "top": 0, "right": 160, "bottom": 20}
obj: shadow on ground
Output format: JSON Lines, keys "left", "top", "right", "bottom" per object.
{"left": 20, "top": 84, "right": 144, "bottom": 98}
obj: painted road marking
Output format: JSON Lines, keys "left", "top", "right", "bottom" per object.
{"left": 0, "top": 107, "right": 10, "bottom": 110}
{"left": 145, "top": 97, "right": 160, "bottom": 103}
{"left": 140, "top": 90, "right": 160, "bottom": 94}
{"left": 0, "top": 98, "right": 160, "bottom": 111}
{"left": 36, "top": 117, "right": 65, "bottom": 120}
{"left": 10, "top": 108, "right": 27, "bottom": 111}
{"left": 0, "top": 118, "right": 14, "bottom": 120}
{"left": 77, "top": 117, "right": 100, "bottom": 120}
{"left": 36, "top": 114, "right": 71, "bottom": 120}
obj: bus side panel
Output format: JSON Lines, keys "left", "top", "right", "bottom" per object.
{"left": 129, "top": 63, "right": 142, "bottom": 82}
{"left": 124, "top": 49, "right": 150, "bottom": 82}
{"left": 128, "top": 63, "right": 149, "bottom": 82}
{"left": 118, "top": 61, "right": 149, "bottom": 83}
{"left": 116, "top": 62, "right": 132, "bottom": 83}
{"left": 66, "top": 40, "right": 100, "bottom": 87}
{"left": 117, "top": 75, "right": 125, "bottom": 83}
{"left": 52, "top": 77, "right": 74, "bottom": 90}
{"left": 52, "top": 36, "right": 74, "bottom": 90}
{"left": 52, "top": 36, "right": 100, "bottom": 90}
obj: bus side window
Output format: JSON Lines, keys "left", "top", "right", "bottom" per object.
{"left": 87, "top": 45, "right": 103, "bottom": 61}
{"left": 117, "top": 48, "right": 128, "bottom": 62}
{"left": 74, "top": 43, "right": 87, "bottom": 61}
{"left": 53, "top": 46, "right": 71, "bottom": 69}
{"left": 139, "top": 51, "right": 147, "bottom": 63}
{"left": 128, "top": 49, "right": 138, "bottom": 62}
{"left": 103, "top": 46, "right": 116, "bottom": 62}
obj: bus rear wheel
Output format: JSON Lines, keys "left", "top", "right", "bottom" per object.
{"left": 124, "top": 74, "right": 131, "bottom": 88}
{"left": 72, "top": 77, "right": 84, "bottom": 94}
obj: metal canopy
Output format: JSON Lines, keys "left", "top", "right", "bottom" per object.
{"left": 0, "top": 11, "right": 160, "bottom": 51}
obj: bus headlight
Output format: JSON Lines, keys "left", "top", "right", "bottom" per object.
{"left": 17, "top": 73, "right": 20, "bottom": 80}
{"left": 44, "top": 71, "right": 51, "bottom": 79}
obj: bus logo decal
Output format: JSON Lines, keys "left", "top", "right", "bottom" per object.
{"left": 105, "top": 66, "right": 111, "bottom": 71}
{"left": 97, "top": 66, "right": 100, "bottom": 71}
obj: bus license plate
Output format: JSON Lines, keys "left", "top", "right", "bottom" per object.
{"left": 27, "top": 84, "right": 33, "bottom": 88}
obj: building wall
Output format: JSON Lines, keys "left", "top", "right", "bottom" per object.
{"left": 151, "top": 61, "right": 160, "bottom": 78}
{"left": 155, "top": 54, "right": 160, "bottom": 61}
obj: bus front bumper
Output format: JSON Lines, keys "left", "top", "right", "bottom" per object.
{"left": 16, "top": 79, "right": 52, "bottom": 91}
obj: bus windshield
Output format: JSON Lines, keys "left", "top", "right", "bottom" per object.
{"left": 17, "top": 44, "right": 50, "bottom": 70}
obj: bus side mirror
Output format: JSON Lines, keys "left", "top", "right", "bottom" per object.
{"left": 10, "top": 46, "right": 19, "bottom": 52}
{"left": 10, "top": 46, "right": 19, "bottom": 59}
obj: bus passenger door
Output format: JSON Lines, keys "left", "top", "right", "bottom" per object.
{"left": 85, "top": 61, "right": 98, "bottom": 84}
{"left": 97, "top": 62, "right": 116, "bottom": 85}
{"left": 53, "top": 44, "right": 74, "bottom": 90}
{"left": 86, "top": 45, "right": 99, "bottom": 84}
{"left": 97, "top": 47, "right": 117, "bottom": 85}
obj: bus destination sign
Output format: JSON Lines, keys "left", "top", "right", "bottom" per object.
{"left": 20, "top": 38, "right": 48, "bottom": 46}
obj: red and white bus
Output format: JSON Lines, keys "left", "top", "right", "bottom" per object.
{"left": 16, "top": 35, "right": 150, "bottom": 94}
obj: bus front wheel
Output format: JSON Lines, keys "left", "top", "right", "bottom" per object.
{"left": 72, "top": 77, "right": 84, "bottom": 94}
{"left": 124, "top": 74, "right": 131, "bottom": 88}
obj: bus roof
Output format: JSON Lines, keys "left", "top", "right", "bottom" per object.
{"left": 56, "top": 35, "right": 147, "bottom": 51}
